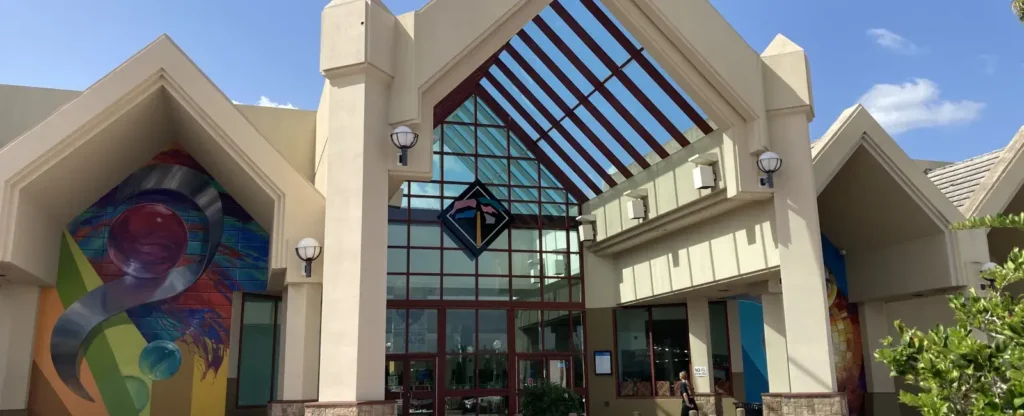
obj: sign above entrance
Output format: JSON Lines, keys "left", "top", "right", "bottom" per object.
{"left": 439, "top": 180, "right": 512, "bottom": 259}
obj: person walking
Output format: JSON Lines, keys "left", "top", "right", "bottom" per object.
{"left": 678, "top": 371, "right": 698, "bottom": 416}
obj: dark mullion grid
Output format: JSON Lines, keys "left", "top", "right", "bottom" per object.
{"left": 579, "top": 0, "right": 714, "bottom": 135}
{"left": 532, "top": 16, "right": 669, "bottom": 161}
{"left": 517, "top": 30, "right": 651, "bottom": 171}
{"left": 551, "top": 1, "right": 689, "bottom": 150}
{"left": 480, "top": 78, "right": 601, "bottom": 197}
{"left": 491, "top": 60, "right": 618, "bottom": 189}
{"left": 502, "top": 45, "right": 634, "bottom": 180}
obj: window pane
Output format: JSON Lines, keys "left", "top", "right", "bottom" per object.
{"left": 542, "top": 230, "right": 568, "bottom": 252}
{"left": 409, "top": 359, "right": 435, "bottom": 391}
{"left": 571, "top": 311, "right": 585, "bottom": 351}
{"left": 446, "top": 355, "right": 475, "bottom": 390}
{"left": 651, "top": 306, "right": 689, "bottom": 397}
{"left": 386, "top": 309, "right": 407, "bottom": 353}
{"left": 444, "top": 250, "right": 475, "bottom": 274}
{"left": 387, "top": 275, "right": 407, "bottom": 300}
{"left": 387, "top": 248, "right": 407, "bottom": 273}
{"left": 443, "top": 154, "right": 475, "bottom": 182}
{"left": 615, "top": 308, "right": 652, "bottom": 397}
{"left": 710, "top": 302, "right": 733, "bottom": 396}
{"left": 409, "top": 249, "right": 440, "bottom": 273}
{"left": 479, "top": 277, "right": 510, "bottom": 301}
{"left": 478, "top": 250, "right": 510, "bottom": 275}
{"left": 548, "top": 359, "right": 570, "bottom": 387}
{"left": 447, "top": 309, "right": 476, "bottom": 353}
{"left": 237, "top": 296, "right": 277, "bottom": 406}
{"left": 408, "top": 309, "right": 438, "bottom": 353}
{"left": 510, "top": 229, "right": 540, "bottom": 250}
{"left": 514, "top": 310, "right": 543, "bottom": 353}
{"left": 388, "top": 222, "right": 407, "bottom": 246}
{"left": 479, "top": 310, "right": 508, "bottom": 352}
{"left": 542, "top": 310, "right": 571, "bottom": 352}
{"left": 479, "top": 157, "right": 510, "bottom": 185}
{"left": 478, "top": 126, "right": 508, "bottom": 156}
{"left": 409, "top": 275, "right": 440, "bottom": 300}
{"left": 385, "top": 360, "right": 404, "bottom": 393}
{"left": 478, "top": 396, "right": 510, "bottom": 415}
{"left": 510, "top": 160, "right": 539, "bottom": 186}
{"left": 573, "top": 354, "right": 586, "bottom": 388}
{"left": 543, "top": 278, "right": 569, "bottom": 302}
{"left": 511, "top": 278, "right": 541, "bottom": 302}
{"left": 543, "top": 253, "right": 568, "bottom": 277}
{"left": 409, "top": 223, "right": 440, "bottom": 247}
{"left": 479, "top": 356, "right": 509, "bottom": 389}
{"left": 570, "top": 280, "right": 582, "bottom": 303}
{"left": 511, "top": 252, "right": 540, "bottom": 276}
{"left": 443, "top": 276, "right": 475, "bottom": 300}
{"left": 409, "top": 181, "right": 440, "bottom": 196}
{"left": 443, "top": 124, "right": 475, "bottom": 153}
{"left": 519, "top": 359, "right": 545, "bottom": 387}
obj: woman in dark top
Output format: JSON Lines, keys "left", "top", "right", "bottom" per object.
{"left": 679, "top": 371, "right": 698, "bottom": 416}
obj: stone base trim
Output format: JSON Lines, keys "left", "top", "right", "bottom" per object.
{"left": 762, "top": 393, "right": 848, "bottom": 416}
{"left": 304, "top": 401, "right": 396, "bottom": 416}
{"left": 269, "top": 400, "right": 316, "bottom": 416}
{"left": 695, "top": 393, "right": 723, "bottom": 416}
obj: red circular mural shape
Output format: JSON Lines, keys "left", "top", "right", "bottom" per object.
{"left": 107, "top": 203, "right": 188, "bottom": 278}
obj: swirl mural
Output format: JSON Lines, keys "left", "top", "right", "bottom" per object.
{"left": 28, "top": 147, "right": 270, "bottom": 416}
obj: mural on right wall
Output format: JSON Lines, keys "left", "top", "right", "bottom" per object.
{"left": 738, "top": 234, "right": 866, "bottom": 415}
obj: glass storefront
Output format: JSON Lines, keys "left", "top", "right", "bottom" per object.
{"left": 385, "top": 94, "right": 586, "bottom": 415}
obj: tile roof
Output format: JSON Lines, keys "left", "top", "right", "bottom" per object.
{"left": 925, "top": 149, "right": 1003, "bottom": 209}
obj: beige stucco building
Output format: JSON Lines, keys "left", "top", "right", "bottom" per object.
{"left": 0, "top": 1, "right": 1019, "bottom": 416}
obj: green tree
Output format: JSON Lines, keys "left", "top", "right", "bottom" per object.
{"left": 518, "top": 382, "right": 585, "bottom": 416}
{"left": 1015, "top": 0, "right": 1024, "bottom": 22}
{"left": 875, "top": 213, "right": 1024, "bottom": 415}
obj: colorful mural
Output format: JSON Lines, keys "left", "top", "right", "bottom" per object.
{"left": 29, "top": 146, "right": 270, "bottom": 416}
{"left": 737, "top": 234, "right": 867, "bottom": 415}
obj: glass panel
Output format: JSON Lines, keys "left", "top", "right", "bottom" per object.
{"left": 511, "top": 278, "right": 541, "bottom": 302}
{"left": 411, "top": 197, "right": 443, "bottom": 211}
{"left": 444, "top": 182, "right": 469, "bottom": 197}
{"left": 570, "top": 280, "right": 582, "bottom": 303}
{"left": 543, "top": 253, "right": 569, "bottom": 276}
{"left": 615, "top": 308, "right": 651, "bottom": 397}
{"left": 237, "top": 296, "right": 276, "bottom": 407}
{"left": 410, "top": 182, "right": 441, "bottom": 196}
{"left": 511, "top": 252, "right": 540, "bottom": 276}
{"left": 386, "top": 360, "right": 405, "bottom": 393}
{"left": 518, "top": 359, "right": 545, "bottom": 387}
{"left": 478, "top": 127, "right": 508, "bottom": 156}
{"left": 443, "top": 250, "right": 475, "bottom": 274}
{"left": 478, "top": 277, "right": 510, "bottom": 301}
{"left": 443, "top": 154, "right": 475, "bottom": 182}
{"left": 478, "top": 157, "right": 510, "bottom": 185}
{"left": 542, "top": 230, "right": 568, "bottom": 252}
{"left": 433, "top": 153, "right": 442, "bottom": 181}
{"left": 386, "top": 309, "right": 407, "bottom": 353}
{"left": 514, "top": 310, "right": 542, "bottom": 353}
{"left": 568, "top": 230, "right": 579, "bottom": 252}
{"left": 543, "top": 278, "right": 568, "bottom": 302}
{"left": 479, "top": 310, "right": 508, "bottom": 352}
{"left": 478, "top": 396, "right": 509, "bottom": 416}
{"left": 510, "top": 134, "right": 529, "bottom": 157}
{"left": 410, "top": 275, "right": 441, "bottom": 300}
{"left": 569, "top": 254, "right": 581, "bottom": 278}
{"left": 511, "top": 202, "right": 539, "bottom": 215}
{"left": 510, "top": 187, "right": 540, "bottom": 201}
{"left": 479, "top": 356, "right": 509, "bottom": 389}
{"left": 510, "top": 229, "right": 540, "bottom": 250}
{"left": 387, "top": 275, "right": 407, "bottom": 300}
{"left": 710, "top": 302, "right": 733, "bottom": 396}
{"left": 447, "top": 309, "right": 476, "bottom": 353}
{"left": 410, "top": 359, "right": 436, "bottom": 391}
{"left": 410, "top": 249, "right": 441, "bottom": 273}
{"left": 446, "top": 355, "right": 475, "bottom": 390}
{"left": 571, "top": 311, "right": 585, "bottom": 351}
{"left": 573, "top": 354, "right": 586, "bottom": 388}
{"left": 388, "top": 222, "right": 407, "bottom": 246}
{"left": 478, "top": 251, "right": 510, "bottom": 275}
{"left": 543, "top": 310, "right": 571, "bottom": 352}
{"left": 443, "top": 124, "right": 475, "bottom": 153}
{"left": 478, "top": 96, "right": 503, "bottom": 125}
{"left": 408, "top": 309, "right": 438, "bottom": 353}
{"left": 410, "top": 398, "right": 435, "bottom": 416}
{"left": 443, "top": 276, "right": 476, "bottom": 300}
{"left": 652, "top": 306, "right": 689, "bottom": 397}
{"left": 510, "top": 160, "right": 539, "bottom": 186}
{"left": 548, "top": 359, "right": 569, "bottom": 387}
{"left": 410, "top": 223, "right": 441, "bottom": 247}
{"left": 446, "top": 98, "right": 474, "bottom": 123}
{"left": 387, "top": 248, "right": 407, "bottom": 273}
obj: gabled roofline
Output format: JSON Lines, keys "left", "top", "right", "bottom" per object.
{"left": 0, "top": 35, "right": 325, "bottom": 285}
{"left": 812, "top": 104, "right": 965, "bottom": 228}
{"left": 962, "top": 126, "right": 1024, "bottom": 218}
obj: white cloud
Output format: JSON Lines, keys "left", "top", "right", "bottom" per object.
{"left": 866, "top": 28, "right": 921, "bottom": 55}
{"left": 978, "top": 54, "right": 999, "bottom": 75}
{"left": 255, "top": 96, "right": 297, "bottom": 109}
{"left": 231, "top": 96, "right": 297, "bottom": 109}
{"left": 858, "top": 78, "right": 984, "bottom": 134}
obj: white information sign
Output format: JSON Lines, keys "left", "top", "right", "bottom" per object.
{"left": 693, "top": 366, "right": 708, "bottom": 377}
{"left": 594, "top": 351, "right": 612, "bottom": 375}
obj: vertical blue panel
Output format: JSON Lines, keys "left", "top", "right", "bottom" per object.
{"left": 738, "top": 298, "right": 768, "bottom": 403}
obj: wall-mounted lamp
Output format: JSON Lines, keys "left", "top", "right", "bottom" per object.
{"left": 577, "top": 215, "right": 597, "bottom": 242}
{"left": 624, "top": 189, "right": 648, "bottom": 220}
{"left": 295, "top": 237, "right": 323, "bottom": 278}
{"left": 980, "top": 261, "right": 998, "bottom": 291}
{"left": 390, "top": 126, "right": 419, "bottom": 166}
{"left": 757, "top": 151, "right": 783, "bottom": 189}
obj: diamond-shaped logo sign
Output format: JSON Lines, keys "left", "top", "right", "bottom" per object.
{"left": 439, "top": 180, "right": 511, "bottom": 259}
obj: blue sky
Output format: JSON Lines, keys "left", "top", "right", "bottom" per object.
{"left": 0, "top": 0, "right": 1019, "bottom": 163}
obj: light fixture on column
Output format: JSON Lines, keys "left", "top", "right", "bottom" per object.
{"left": 757, "top": 151, "right": 783, "bottom": 189}
{"left": 295, "top": 237, "right": 323, "bottom": 278}
{"left": 577, "top": 215, "right": 597, "bottom": 242}
{"left": 390, "top": 126, "right": 419, "bottom": 166}
{"left": 980, "top": 261, "right": 999, "bottom": 291}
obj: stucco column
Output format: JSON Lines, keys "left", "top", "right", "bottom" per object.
{"left": 761, "top": 293, "right": 790, "bottom": 393}
{"left": 688, "top": 297, "right": 724, "bottom": 415}
{"left": 859, "top": 301, "right": 898, "bottom": 414}
{"left": 281, "top": 283, "right": 323, "bottom": 399}
{"left": 0, "top": 283, "right": 41, "bottom": 412}
{"left": 316, "top": 68, "right": 392, "bottom": 404}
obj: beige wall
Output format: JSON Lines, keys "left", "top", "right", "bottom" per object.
{"left": 614, "top": 201, "right": 778, "bottom": 303}
{"left": 0, "top": 85, "right": 80, "bottom": 150}
{"left": 846, "top": 233, "right": 954, "bottom": 303}
{"left": 0, "top": 283, "right": 41, "bottom": 411}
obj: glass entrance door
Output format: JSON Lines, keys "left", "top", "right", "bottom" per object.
{"left": 386, "top": 357, "right": 438, "bottom": 416}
